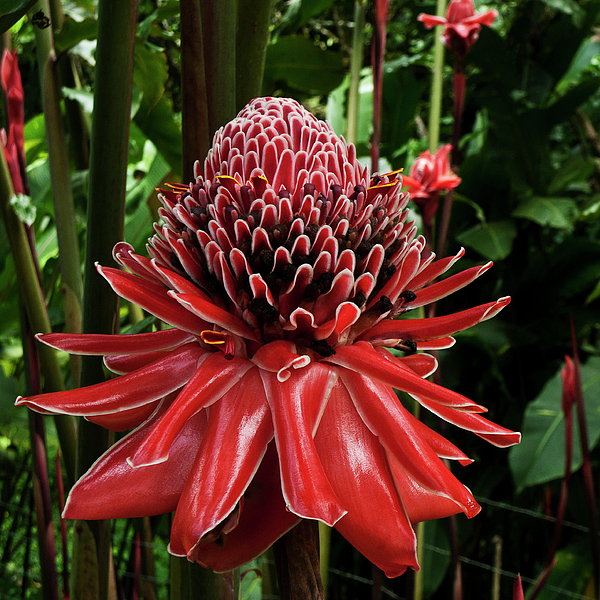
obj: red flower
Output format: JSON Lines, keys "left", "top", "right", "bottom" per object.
{"left": 418, "top": 0, "right": 498, "bottom": 59}
{"left": 17, "top": 98, "right": 519, "bottom": 577}
{"left": 1, "top": 50, "right": 26, "bottom": 194}
{"left": 402, "top": 144, "right": 461, "bottom": 229}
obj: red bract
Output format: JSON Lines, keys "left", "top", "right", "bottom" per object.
{"left": 1, "top": 49, "right": 26, "bottom": 194}
{"left": 402, "top": 144, "right": 461, "bottom": 229}
{"left": 17, "top": 97, "right": 519, "bottom": 577}
{"left": 418, "top": 0, "right": 498, "bottom": 59}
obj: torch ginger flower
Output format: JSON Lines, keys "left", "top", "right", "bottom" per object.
{"left": 418, "top": 0, "right": 498, "bottom": 60}
{"left": 17, "top": 97, "right": 519, "bottom": 577}
{"left": 402, "top": 144, "right": 461, "bottom": 230}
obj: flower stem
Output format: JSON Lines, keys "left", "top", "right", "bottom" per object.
{"left": 273, "top": 520, "right": 325, "bottom": 600}
{"left": 235, "top": 0, "right": 274, "bottom": 112}
{"left": 427, "top": 0, "right": 446, "bottom": 153}
{"left": 0, "top": 146, "right": 77, "bottom": 485}
{"left": 180, "top": 0, "right": 210, "bottom": 181}
{"left": 32, "top": 0, "right": 84, "bottom": 377}
{"left": 346, "top": 0, "right": 367, "bottom": 146}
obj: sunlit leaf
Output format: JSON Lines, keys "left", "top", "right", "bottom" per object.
{"left": 512, "top": 196, "right": 578, "bottom": 230}
{"left": 509, "top": 357, "right": 600, "bottom": 492}
{"left": 54, "top": 17, "right": 98, "bottom": 53}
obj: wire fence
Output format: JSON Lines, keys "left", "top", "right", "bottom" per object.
{"left": 0, "top": 480, "right": 597, "bottom": 600}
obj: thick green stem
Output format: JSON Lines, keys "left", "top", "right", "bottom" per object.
{"left": 427, "top": 0, "right": 446, "bottom": 153}
{"left": 32, "top": 0, "right": 84, "bottom": 379}
{"left": 0, "top": 147, "right": 77, "bottom": 485}
{"left": 235, "top": 0, "right": 274, "bottom": 112}
{"left": 201, "top": 0, "right": 237, "bottom": 138}
{"left": 78, "top": 1, "right": 136, "bottom": 598}
{"left": 346, "top": 0, "right": 366, "bottom": 145}
{"left": 181, "top": 0, "right": 210, "bottom": 180}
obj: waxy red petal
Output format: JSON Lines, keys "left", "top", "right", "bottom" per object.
{"left": 340, "top": 370, "right": 480, "bottom": 518}
{"left": 187, "top": 443, "right": 300, "bottom": 572}
{"left": 170, "top": 368, "right": 274, "bottom": 555}
{"left": 327, "top": 342, "right": 485, "bottom": 412}
{"left": 64, "top": 398, "right": 207, "bottom": 520}
{"left": 260, "top": 364, "right": 345, "bottom": 526}
{"left": 362, "top": 297, "right": 511, "bottom": 343}
{"left": 86, "top": 399, "right": 162, "bottom": 431}
{"left": 99, "top": 266, "right": 210, "bottom": 335}
{"left": 315, "top": 380, "right": 419, "bottom": 576}
{"left": 130, "top": 353, "right": 253, "bottom": 467}
{"left": 16, "top": 344, "right": 206, "bottom": 416}
{"left": 37, "top": 328, "right": 194, "bottom": 355}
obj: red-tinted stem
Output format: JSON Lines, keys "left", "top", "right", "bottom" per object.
{"left": 133, "top": 532, "right": 141, "bottom": 600}
{"left": 571, "top": 321, "right": 600, "bottom": 599}
{"left": 436, "top": 64, "right": 465, "bottom": 258}
{"left": 55, "top": 452, "right": 70, "bottom": 600}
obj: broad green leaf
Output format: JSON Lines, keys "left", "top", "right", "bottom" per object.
{"left": 0, "top": 0, "right": 36, "bottom": 34}
{"left": 512, "top": 196, "right": 578, "bottom": 230}
{"left": 53, "top": 17, "right": 98, "bottom": 53}
{"left": 133, "top": 38, "right": 168, "bottom": 111}
{"left": 421, "top": 520, "right": 450, "bottom": 598}
{"left": 264, "top": 36, "right": 344, "bottom": 95}
{"left": 509, "top": 357, "right": 600, "bottom": 492}
{"left": 541, "top": 0, "right": 585, "bottom": 27}
{"left": 557, "top": 39, "right": 600, "bottom": 93}
{"left": 62, "top": 86, "right": 94, "bottom": 114}
{"left": 456, "top": 220, "right": 517, "bottom": 261}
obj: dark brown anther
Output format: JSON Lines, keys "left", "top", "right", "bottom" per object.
{"left": 303, "top": 183, "right": 316, "bottom": 197}
{"left": 209, "top": 181, "right": 221, "bottom": 199}
{"left": 311, "top": 340, "right": 336, "bottom": 357}
{"left": 354, "top": 240, "right": 373, "bottom": 260}
{"left": 318, "top": 273, "right": 333, "bottom": 294}
{"left": 396, "top": 339, "right": 418, "bottom": 354}
{"left": 250, "top": 249, "right": 275, "bottom": 274}
{"left": 330, "top": 184, "right": 342, "bottom": 201}
{"left": 278, "top": 189, "right": 291, "bottom": 199}
{"left": 350, "top": 291, "right": 366, "bottom": 308}
{"left": 349, "top": 184, "right": 366, "bottom": 201}
{"left": 249, "top": 298, "right": 280, "bottom": 323}
{"left": 190, "top": 205, "right": 206, "bottom": 218}
{"left": 371, "top": 175, "right": 383, "bottom": 186}
{"left": 305, "top": 224, "right": 319, "bottom": 242}
{"left": 371, "top": 296, "right": 393, "bottom": 314}
{"left": 399, "top": 290, "right": 417, "bottom": 302}
{"left": 270, "top": 223, "right": 290, "bottom": 246}
{"left": 379, "top": 263, "right": 397, "bottom": 283}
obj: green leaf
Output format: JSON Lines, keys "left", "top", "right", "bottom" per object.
{"left": 557, "top": 39, "right": 600, "bottom": 93}
{"left": 53, "top": 17, "right": 98, "bottom": 53}
{"left": 541, "top": 0, "right": 585, "bottom": 27}
{"left": 512, "top": 196, "right": 578, "bottom": 230}
{"left": 10, "top": 193, "right": 35, "bottom": 226}
{"left": 421, "top": 520, "right": 450, "bottom": 598}
{"left": 264, "top": 36, "right": 345, "bottom": 95}
{"left": 0, "top": 0, "right": 37, "bottom": 34}
{"left": 133, "top": 38, "right": 168, "bottom": 112}
{"left": 456, "top": 220, "right": 517, "bottom": 261}
{"left": 509, "top": 357, "right": 600, "bottom": 492}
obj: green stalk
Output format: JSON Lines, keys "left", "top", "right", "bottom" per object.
{"left": 235, "top": 0, "right": 274, "bottom": 112}
{"left": 0, "top": 147, "right": 77, "bottom": 485}
{"left": 181, "top": 0, "right": 210, "bottom": 181}
{"left": 346, "top": 0, "right": 366, "bottom": 145}
{"left": 77, "top": 1, "right": 136, "bottom": 599}
{"left": 31, "top": 0, "right": 84, "bottom": 373}
{"left": 427, "top": 0, "right": 446, "bottom": 153}
{"left": 201, "top": 0, "right": 237, "bottom": 138}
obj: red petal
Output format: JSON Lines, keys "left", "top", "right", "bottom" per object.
{"left": 170, "top": 368, "right": 274, "bottom": 555}
{"left": 187, "top": 443, "right": 300, "bottom": 572}
{"left": 361, "top": 297, "right": 511, "bottom": 343}
{"left": 130, "top": 354, "right": 253, "bottom": 466}
{"left": 340, "top": 369, "right": 480, "bottom": 518}
{"left": 417, "top": 13, "right": 447, "bottom": 28}
{"left": 417, "top": 396, "right": 521, "bottom": 447}
{"left": 63, "top": 397, "right": 207, "bottom": 519}
{"left": 98, "top": 266, "right": 210, "bottom": 335}
{"left": 260, "top": 364, "right": 345, "bottom": 526}
{"left": 407, "top": 262, "right": 493, "bottom": 308}
{"left": 315, "top": 379, "right": 419, "bottom": 577}
{"left": 169, "top": 292, "right": 260, "bottom": 341}
{"left": 327, "top": 342, "right": 485, "bottom": 412}
{"left": 86, "top": 399, "right": 162, "bottom": 431}
{"left": 37, "top": 328, "right": 194, "bottom": 355}
{"left": 16, "top": 344, "right": 205, "bottom": 416}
